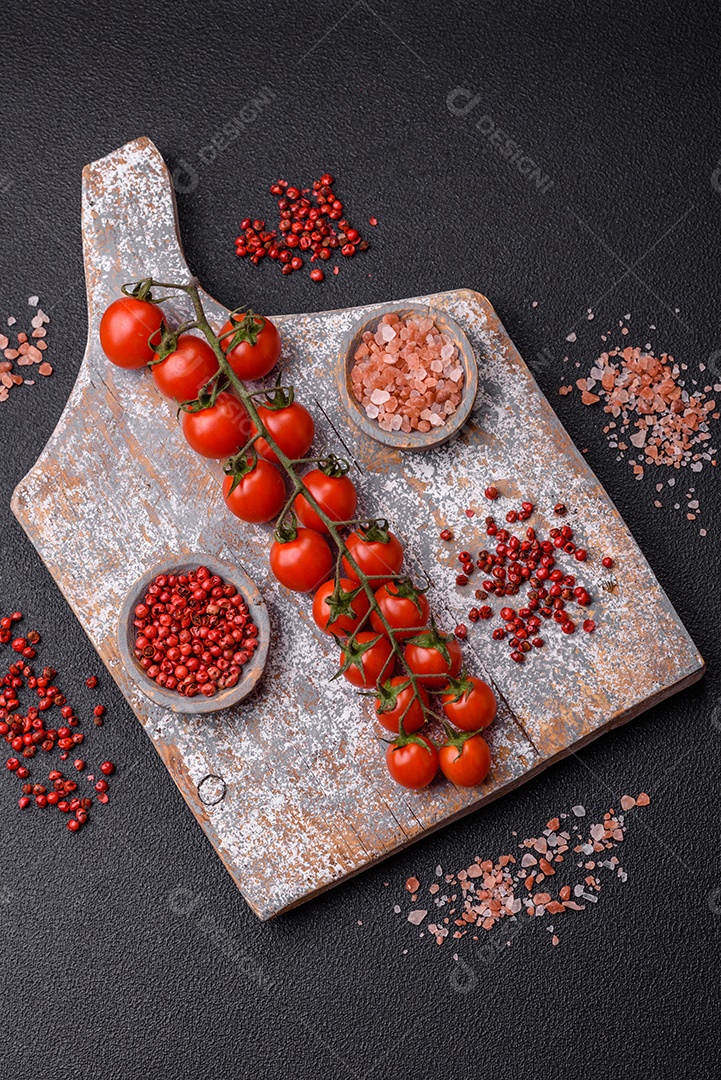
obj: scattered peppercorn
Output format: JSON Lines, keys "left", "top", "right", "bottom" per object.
{"left": 0, "top": 614, "right": 114, "bottom": 832}
{"left": 234, "top": 174, "right": 370, "bottom": 279}
{"left": 447, "top": 500, "right": 602, "bottom": 662}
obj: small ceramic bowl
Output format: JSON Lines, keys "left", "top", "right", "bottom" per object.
{"left": 338, "top": 302, "right": 478, "bottom": 452}
{"left": 118, "top": 554, "right": 270, "bottom": 715}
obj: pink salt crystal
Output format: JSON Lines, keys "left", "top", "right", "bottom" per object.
{"left": 350, "top": 313, "right": 465, "bottom": 435}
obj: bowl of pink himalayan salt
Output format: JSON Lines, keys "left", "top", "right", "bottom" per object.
{"left": 340, "top": 303, "right": 478, "bottom": 451}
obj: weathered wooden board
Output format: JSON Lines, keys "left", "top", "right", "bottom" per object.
{"left": 11, "top": 138, "right": 704, "bottom": 919}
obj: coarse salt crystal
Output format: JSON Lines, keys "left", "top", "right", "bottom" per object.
{"left": 350, "top": 313, "right": 464, "bottom": 434}
{"left": 365, "top": 403, "right": 380, "bottom": 419}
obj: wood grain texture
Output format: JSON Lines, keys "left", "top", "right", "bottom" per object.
{"left": 11, "top": 137, "right": 704, "bottom": 919}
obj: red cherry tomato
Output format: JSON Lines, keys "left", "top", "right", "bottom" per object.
{"left": 441, "top": 675, "right": 497, "bottom": 732}
{"left": 270, "top": 528, "right": 334, "bottom": 593}
{"left": 404, "top": 631, "right": 463, "bottom": 688}
{"left": 338, "top": 632, "right": 393, "bottom": 689}
{"left": 294, "top": 469, "right": 357, "bottom": 535}
{"left": 439, "top": 734, "right": 491, "bottom": 787}
{"left": 220, "top": 313, "right": 281, "bottom": 380}
{"left": 370, "top": 583, "right": 429, "bottom": 641}
{"left": 100, "top": 297, "right": 164, "bottom": 369}
{"left": 181, "top": 392, "right": 251, "bottom": 458}
{"left": 222, "top": 460, "right": 286, "bottom": 524}
{"left": 386, "top": 733, "right": 439, "bottom": 789}
{"left": 152, "top": 334, "right": 219, "bottom": 402}
{"left": 251, "top": 401, "right": 315, "bottom": 464}
{"left": 374, "top": 676, "right": 429, "bottom": 734}
{"left": 342, "top": 526, "right": 404, "bottom": 587}
{"left": 312, "top": 578, "right": 371, "bottom": 636}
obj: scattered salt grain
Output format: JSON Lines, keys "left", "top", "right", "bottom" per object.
{"left": 395, "top": 795, "right": 650, "bottom": 952}
{"left": 571, "top": 805, "right": 585, "bottom": 817}
{"left": 0, "top": 297, "right": 52, "bottom": 401}
{"left": 569, "top": 338, "right": 718, "bottom": 525}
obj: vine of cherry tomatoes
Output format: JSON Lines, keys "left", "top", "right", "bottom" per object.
{"left": 100, "top": 287, "right": 498, "bottom": 790}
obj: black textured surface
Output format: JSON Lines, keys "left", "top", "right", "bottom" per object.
{"left": 2, "top": 3, "right": 720, "bottom": 1077}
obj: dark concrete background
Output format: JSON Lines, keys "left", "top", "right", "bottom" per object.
{"left": 1, "top": 2, "right": 720, "bottom": 1077}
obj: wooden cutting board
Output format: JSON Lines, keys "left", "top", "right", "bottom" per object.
{"left": 11, "top": 137, "right": 704, "bottom": 919}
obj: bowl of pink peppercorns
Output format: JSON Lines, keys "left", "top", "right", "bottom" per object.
{"left": 339, "top": 302, "right": 478, "bottom": 451}
{"left": 118, "top": 554, "right": 270, "bottom": 715}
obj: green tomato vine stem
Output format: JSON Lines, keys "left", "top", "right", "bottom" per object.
{"left": 141, "top": 277, "right": 449, "bottom": 735}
